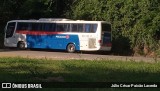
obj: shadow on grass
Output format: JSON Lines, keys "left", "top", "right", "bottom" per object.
{"left": 0, "top": 48, "right": 22, "bottom": 52}
{"left": 0, "top": 62, "right": 160, "bottom": 82}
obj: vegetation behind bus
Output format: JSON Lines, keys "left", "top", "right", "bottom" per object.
{"left": 0, "top": 0, "right": 160, "bottom": 57}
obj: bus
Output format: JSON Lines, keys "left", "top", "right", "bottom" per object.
{"left": 4, "top": 18, "right": 112, "bottom": 53}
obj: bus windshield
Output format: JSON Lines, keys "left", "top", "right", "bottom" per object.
{"left": 5, "top": 22, "right": 16, "bottom": 38}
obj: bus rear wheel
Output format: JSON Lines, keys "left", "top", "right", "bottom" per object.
{"left": 67, "top": 44, "right": 76, "bottom": 53}
{"left": 17, "top": 42, "right": 25, "bottom": 50}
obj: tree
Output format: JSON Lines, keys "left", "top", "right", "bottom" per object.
{"left": 69, "top": 0, "right": 160, "bottom": 55}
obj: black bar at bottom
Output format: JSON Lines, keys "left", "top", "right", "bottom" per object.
{"left": 42, "top": 82, "right": 160, "bottom": 88}
{"left": 1, "top": 82, "right": 160, "bottom": 88}
{"left": 42, "top": 82, "right": 111, "bottom": 88}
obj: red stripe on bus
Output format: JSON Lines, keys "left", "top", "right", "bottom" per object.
{"left": 16, "top": 30, "right": 63, "bottom": 35}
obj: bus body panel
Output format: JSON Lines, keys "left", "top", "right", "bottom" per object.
{"left": 26, "top": 34, "right": 80, "bottom": 50}
{"left": 4, "top": 33, "right": 27, "bottom": 48}
{"left": 4, "top": 19, "right": 112, "bottom": 52}
{"left": 78, "top": 33, "right": 100, "bottom": 51}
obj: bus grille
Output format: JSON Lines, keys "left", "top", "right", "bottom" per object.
{"left": 88, "top": 38, "right": 96, "bottom": 48}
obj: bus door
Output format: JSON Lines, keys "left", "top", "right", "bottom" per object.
{"left": 5, "top": 22, "right": 17, "bottom": 45}
{"left": 101, "top": 23, "right": 112, "bottom": 47}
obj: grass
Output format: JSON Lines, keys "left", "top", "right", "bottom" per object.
{"left": 0, "top": 57, "right": 160, "bottom": 91}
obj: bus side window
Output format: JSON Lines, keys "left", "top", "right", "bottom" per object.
{"left": 44, "top": 23, "right": 50, "bottom": 31}
{"left": 77, "top": 24, "right": 84, "bottom": 32}
{"left": 91, "top": 24, "right": 97, "bottom": 33}
{"left": 56, "top": 24, "right": 65, "bottom": 32}
{"left": 85, "top": 24, "right": 91, "bottom": 33}
{"left": 17, "top": 23, "right": 29, "bottom": 31}
{"left": 28, "top": 23, "right": 32, "bottom": 31}
{"left": 37, "top": 23, "right": 43, "bottom": 31}
{"left": 71, "top": 24, "right": 78, "bottom": 32}
{"left": 63, "top": 24, "right": 70, "bottom": 32}
{"left": 85, "top": 24, "right": 97, "bottom": 33}
{"left": 31, "top": 23, "right": 39, "bottom": 31}
{"left": 51, "top": 23, "right": 56, "bottom": 32}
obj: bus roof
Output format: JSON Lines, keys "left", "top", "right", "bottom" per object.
{"left": 8, "top": 18, "right": 110, "bottom": 24}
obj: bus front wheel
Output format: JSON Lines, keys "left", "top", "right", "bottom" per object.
{"left": 17, "top": 42, "right": 25, "bottom": 50}
{"left": 67, "top": 44, "right": 76, "bottom": 53}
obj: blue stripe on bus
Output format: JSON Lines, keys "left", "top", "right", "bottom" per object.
{"left": 26, "top": 34, "right": 80, "bottom": 50}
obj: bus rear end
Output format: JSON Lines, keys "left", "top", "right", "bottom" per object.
{"left": 100, "top": 23, "right": 112, "bottom": 51}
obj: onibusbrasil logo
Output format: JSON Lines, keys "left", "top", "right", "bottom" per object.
{"left": 2, "top": 83, "right": 42, "bottom": 88}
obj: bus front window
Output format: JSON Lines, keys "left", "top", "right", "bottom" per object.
{"left": 6, "top": 22, "right": 16, "bottom": 38}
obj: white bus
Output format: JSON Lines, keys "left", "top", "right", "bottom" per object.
{"left": 4, "top": 18, "right": 112, "bottom": 53}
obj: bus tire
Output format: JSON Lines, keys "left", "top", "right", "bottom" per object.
{"left": 17, "top": 42, "right": 25, "bottom": 50}
{"left": 67, "top": 43, "right": 76, "bottom": 53}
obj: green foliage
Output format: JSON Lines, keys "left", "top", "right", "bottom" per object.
{"left": 69, "top": 0, "right": 160, "bottom": 55}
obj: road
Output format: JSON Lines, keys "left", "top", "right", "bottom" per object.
{"left": 0, "top": 49, "right": 159, "bottom": 62}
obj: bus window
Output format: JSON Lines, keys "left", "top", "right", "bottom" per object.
{"left": 72, "top": 24, "right": 84, "bottom": 32}
{"left": 44, "top": 23, "right": 50, "bottom": 31}
{"left": 77, "top": 24, "right": 84, "bottom": 32}
{"left": 6, "top": 22, "right": 16, "bottom": 38}
{"left": 17, "top": 23, "right": 29, "bottom": 31}
{"left": 43, "top": 23, "right": 56, "bottom": 31}
{"left": 63, "top": 24, "right": 70, "bottom": 32}
{"left": 41, "top": 23, "right": 55, "bottom": 32}
{"left": 37, "top": 23, "right": 43, "bottom": 31}
{"left": 71, "top": 24, "right": 78, "bottom": 32}
{"left": 56, "top": 24, "right": 65, "bottom": 32}
{"left": 28, "top": 23, "right": 32, "bottom": 31}
{"left": 85, "top": 24, "right": 91, "bottom": 33}
{"left": 51, "top": 23, "right": 56, "bottom": 32}
{"left": 31, "top": 23, "right": 39, "bottom": 31}
{"left": 91, "top": 24, "right": 97, "bottom": 33}
{"left": 85, "top": 24, "right": 97, "bottom": 33}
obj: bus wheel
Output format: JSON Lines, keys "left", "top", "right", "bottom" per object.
{"left": 67, "top": 44, "right": 76, "bottom": 53}
{"left": 17, "top": 42, "right": 25, "bottom": 50}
